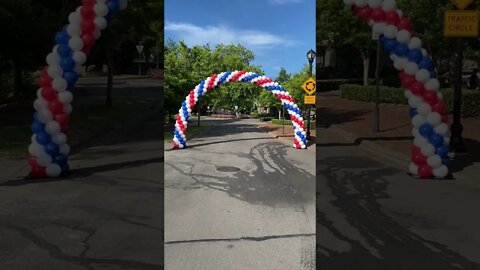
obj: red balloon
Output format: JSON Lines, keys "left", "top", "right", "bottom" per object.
{"left": 412, "top": 152, "right": 427, "bottom": 165}
{"left": 54, "top": 113, "right": 69, "bottom": 127}
{"left": 27, "top": 155, "right": 37, "bottom": 167}
{"left": 81, "top": 0, "right": 96, "bottom": 6}
{"left": 357, "top": 7, "right": 373, "bottom": 21}
{"left": 418, "top": 165, "right": 433, "bottom": 178}
{"left": 411, "top": 146, "right": 421, "bottom": 156}
{"left": 401, "top": 75, "right": 416, "bottom": 88}
{"left": 410, "top": 82, "right": 426, "bottom": 96}
{"left": 397, "top": 18, "right": 412, "bottom": 31}
{"left": 441, "top": 115, "right": 449, "bottom": 123}
{"left": 82, "top": 20, "right": 95, "bottom": 33}
{"left": 398, "top": 71, "right": 407, "bottom": 80}
{"left": 48, "top": 100, "right": 64, "bottom": 114}
{"left": 432, "top": 101, "right": 446, "bottom": 114}
{"left": 370, "top": 8, "right": 386, "bottom": 22}
{"left": 385, "top": 11, "right": 400, "bottom": 25}
{"left": 42, "top": 87, "right": 57, "bottom": 101}
{"left": 30, "top": 165, "right": 47, "bottom": 178}
{"left": 38, "top": 76, "right": 52, "bottom": 87}
{"left": 422, "top": 91, "right": 438, "bottom": 105}
{"left": 82, "top": 34, "right": 96, "bottom": 48}
{"left": 81, "top": 6, "right": 95, "bottom": 19}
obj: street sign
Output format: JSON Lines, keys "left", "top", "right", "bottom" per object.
{"left": 304, "top": 95, "right": 315, "bottom": 105}
{"left": 444, "top": 10, "right": 479, "bottom": 37}
{"left": 451, "top": 0, "right": 473, "bottom": 10}
{"left": 136, "top": 45, "right": 144, "bottom": 54}
{"left": 301, "top": 77, "right": 316, "bottom": 95}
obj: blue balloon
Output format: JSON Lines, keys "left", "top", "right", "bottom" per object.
{"left": 383, "top": 39, "right": 398, "bottom": 52}
{"left": 53, "top": 154, "right": 68, "bottom": 166}
{"left": 57, "top": 45, "right": 72, "bottom": 57}
{"left": 409, "top": 108, "right": 418, "bottom": 118}
{"left": 31, "top": 121, "right": 45, "bottom": 133}
{"left": 36, "top": 132, "right": 51, "bottom": 145}
{"left": 64, "top": 72, "right": 78, "bottom": 85}
{"left": 45, "top": 143, "right": 60, "bottom": 156}
{"left": 107, "top": 0, "right": 120, "bottom": 14}
{"left": 407, "top": 49, "right": 423, "bottom": 63}
{"left": 442, "top": 158, "right": 449, "bottom": 165}
{"left": 55, "top": 30, "right": 70, "bottom": 45}
{"left": 394, "top": 43, "right": 410, "bottom": 57}
{"left": 60, "top": 164, "right": 70, "bottom": 177}
{"left": 419, "top": 123, "right": 434, "bottom": 137}
{"left": 379, "top": 35, "right": 386, "bottom": 45}
{"left": 429, "top": 133, "right": 444, "bottom": 147}
{"left": 419, "top": 57, "right": 433, "bottom": 70}
{"left": 33, "top": 112, "right": 39, "bottom": 121}
{"left": 60, "top": 57, "right": 75, "bottom": 71}
{"left": 436, "top": 145, "right": 449, "bottom": 158}
{"left": 430, "top": 70, "right": 437, "bottom": 78}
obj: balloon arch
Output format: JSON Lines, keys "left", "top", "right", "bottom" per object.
{"left": 345, "top": 0, "right": 450, "bottom": 178}
{"left": 172, "top": 70, "right": 308, "bottom": 150}
{"left": 27, "top": 0, "right": 128, "bottom": 178}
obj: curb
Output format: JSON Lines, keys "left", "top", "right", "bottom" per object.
{"left": 262, "top": 128, "right": 315, "bottom": 152}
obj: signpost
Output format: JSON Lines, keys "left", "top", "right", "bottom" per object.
{"left": 373, "top": 29, "right": 381, "bottom": 132}
{"left": 302, "top": 76, "right": 316, "bottom": 140}
{"left": 443, "top": 0, "right": 477, "bottom": 152}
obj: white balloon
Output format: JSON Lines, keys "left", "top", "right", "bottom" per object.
{"left": 427, "top": 112, "right": 442, "bottom": 126}
{"left": 38, "top": 109, "right": 53, "bottom": 123}
{"left": 394, "top": 57, "right": 408, "bottom": 71}
{"left": 434, "top": 123, "right": 449, "bottom": 136}
{"left": 437, "top": 92, "right": 444, "bottom": 100}
{"left": 94, "top": 3, "right": 109, "bottom": 16}
{"left": 58, "top": 91, "right": 73, "bottom": 104}
{"left": 52, "top": 78, "right": 68, "bottom": 92}
{"left": 414, "top": 136, "right": 428, "bottom": 148}
{"left": 408, "top": 96, "right": 422, "bottom": 108}
{"left": 68, "top": 12, "right": 82, "bottom": 24}
{"left": 37, "top": 153, "right": 52, "bottom": 167}
{"left": 31, "top": 134, "right": 37, "bottom": 143}
{"left": 412, "top": 114, "right": 427, "bottom": 128}
{"left": 417, "top": 103, "right": 432, "bottom": 116}
{"left": 397, "top": 9, "right": 403, "bottom": 17}
{"left": 73, "top": 51, "right": 87, "bottom": 64}
{"left": 444, "top": 136, "right": 450, "bottom": 146}
{"left": 427, "top": 155, "right": 442, "bottom": 168}
{"left": 64, "top": 104, "right": 73, "bottom": 114}
{"left": 421, "top": 48, "right": 428, "bottom": 56}
{"left": 396, "top": 30, "right": 411, "bottom": 44}
{"left": 404, "top": 90, "right": 413, "bottom": 99}
{"left": 354, "top": 0, "right": 368, "bottom": 7}
{"left": 28, "top": 143, "right": 44, "bottom": 156}
{"left": 47, "top": 65, "right": 63, "bottom": 78}
{"left": 66, "top": 24, "right": 82, "bottom": 37}
{"left": 36, "top": 88, "right": 43, "bottom": 98}
{"left": 368, "top": 0, "right": 382, "bottom": 8}
{"left": 382, "top": 0, "right": 396, "bottom": 11}
{"left": 421, "top": 143, "right": 435, "bottom": 157}
{"left": 412, "top": 128, "right": 420, "bottom": 138}
{"left": 408, "top": 37, "right": 422, "bottom": 49}
{"left": 59, "top": 144, "right": 71, "bottom": 155}
{"left": 94, "top": 16, "right": 108, "bottom": 30}
{"left": 384, "top": 25, "right": 398, "bottom": 39}
{"left": 69, "top": 37, "right": 84, "bottom": 52}
{"left": 34, "top": 98, "right": 48, "bottom": 111}
{"left": 390, "top": 54, "right": 398, "bottom": 61}
{"left": 415, "top": 69, "right": 431, "bottom": 83}
{"left": 46, "top": 52, "right": 60, "bottom": 66}
{"left": 119, "top": 0, "right": 129, "bottom": 10}
{"left": 408, "top": 162, "right": 418, "bottom": 175}
{"left": 46, "top": 164, "right": 62, "bottom": 177}
{"left": 52, "top": 133, "right": 67, "bottom": 145}
{"left": 46, "top": 121, "right": 61, "bottom": 135}
{"left": 404, "top": 62, "right": 419, "bottom": 75}
{"left": 93, "top": 28, "right": 102, "bottom": 40}
{"left": 74, "top": 64, "right": 83, "bottom": 74}
{"left": 433, "top": 165, "right": 448, "bottom": 178}
{"left": 425, "top": 79, "right": 440, "bottom": 91}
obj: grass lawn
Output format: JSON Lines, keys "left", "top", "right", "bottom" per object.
{"left": 0, "top": 97, "right": 153, "bottom": 159}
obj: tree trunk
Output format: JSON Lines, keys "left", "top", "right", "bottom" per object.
{"left": 106, "top": 49, "right": 114, "bottom": 107}
{"left": 13, "top": 53, "right": 23, "bottom": 94}
{"left": 362, "top": 54, "right": 370, "bottom": 86}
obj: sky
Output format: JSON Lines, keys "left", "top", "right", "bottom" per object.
{"left": 165, "top": 0, "right": 315, "bottom": 78}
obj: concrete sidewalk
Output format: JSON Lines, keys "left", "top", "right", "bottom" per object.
{"left": 317, "top": 91, "right": 480, "bottom": 183}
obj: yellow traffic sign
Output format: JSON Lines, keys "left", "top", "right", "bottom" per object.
{"left": 301, "top": 77, "right": 316, "bottom": 95}
{"left": 451, "top": 0, "right": 473, "bottom": 10}
{"left": 304, "top": 95, "right": 316, "bottom": 105}
{"left": 444, "top": 10, "right": 479, "bottom": 37}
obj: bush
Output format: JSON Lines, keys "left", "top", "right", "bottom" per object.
{"left": 259, "top": 117, "right": 274, "bottom": 122}
{"left": 250, "top": 111, "right": 260, "bottom": 118}
{"left": 340, "top": 84, "right": 480, "bottom": 117}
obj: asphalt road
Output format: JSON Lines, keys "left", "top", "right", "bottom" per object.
{"left": 0, "top": 78, "right": 164, "bottom": 270}
{"left": 164, "top": 119, "right": 316, "bottom": 270}
{"left": 316, "top": 126, "right": 480, "bottom": 270}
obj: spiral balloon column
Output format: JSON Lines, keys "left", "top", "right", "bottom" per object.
{"left": 28, "top": 0, "right": 128, "bottom": 178}
{"left": 173, "top": 70, "right": 308, "bottom": 150}
{"left": 343, "top": 0, "right": 450, "bottom": 178}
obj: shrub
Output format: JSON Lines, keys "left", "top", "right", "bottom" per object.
{"left": 259, "top": 117, "right": 274, "bottom": 122}
{"left": 339, "top": 84, "right": 480, "bottom": 117}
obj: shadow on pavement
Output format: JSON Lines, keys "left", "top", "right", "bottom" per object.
{"left": 317, "top": 107, "right": 370, "bottom": 128}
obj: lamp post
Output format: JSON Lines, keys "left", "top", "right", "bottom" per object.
{"left": 306, "top": 49, "right": 316, "bottom": 141}
{"left": 136, "top": 43, "right": 144, "bottom": 76}
{"left": 373, "top": 31, "right": 381, "bottom": 132}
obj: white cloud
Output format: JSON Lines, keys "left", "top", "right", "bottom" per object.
{"left": 268, "top": 0, "right": 303, "bottom": 5}
{"left": 165, "top": 21, "right": 297, "bottom": 48}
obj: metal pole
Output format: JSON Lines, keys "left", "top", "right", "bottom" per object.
{"left": 450, "top": 37, "right": 466, "bottom": 153}
{"left": 373, "top": 37, "right": 380, "bottom": 132}
{"left": 282, "top": 106, "right": 285, "bottom": 134}
{"left": 306, "top": 62, "right": 312, "bottom": 140}
{"left": 156, "top": 40, "right": 159, "bottom": 69}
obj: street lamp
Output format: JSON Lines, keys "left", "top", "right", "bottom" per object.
{"left": 306, "top": 49, "right": 316, "bottom": 141}
{"left": 136, "top": 42, "right": 144, "bottom": 76}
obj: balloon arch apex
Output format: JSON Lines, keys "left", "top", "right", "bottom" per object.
{"left": 172, "top": 70, "right": 309, "bottom": 150}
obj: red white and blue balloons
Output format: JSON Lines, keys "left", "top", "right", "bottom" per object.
{"left": 28, "top": 0, "right": 128, "bottom": 178}
{"left": 344, "top": 0, "right": 450, "bottom": 178}
{"left": 172, "top": 70, "right": 308, "bottom": 150}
